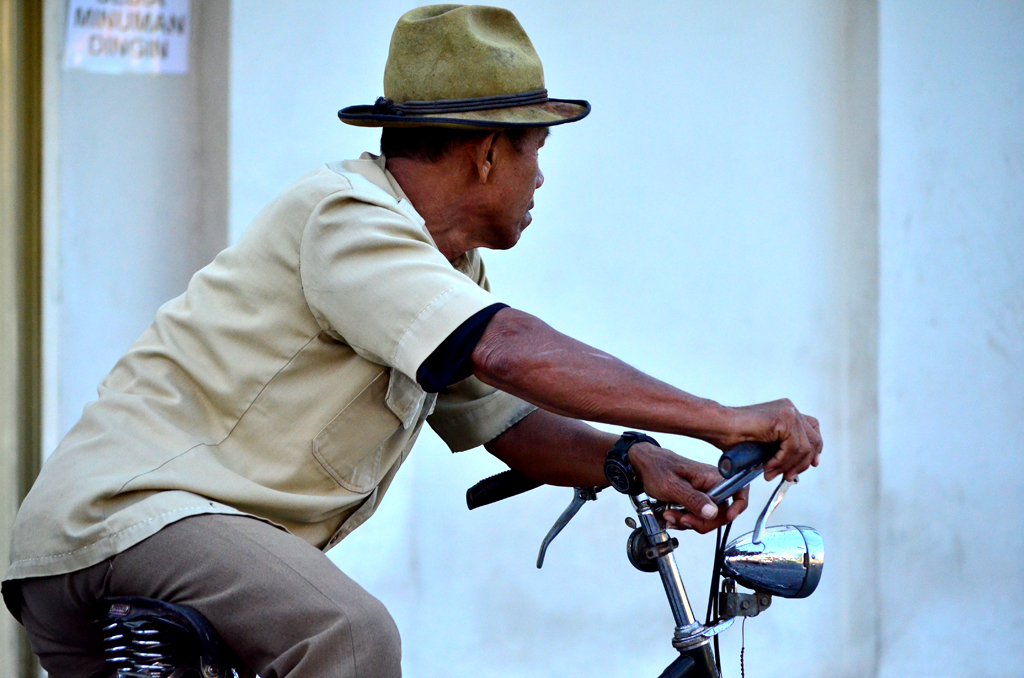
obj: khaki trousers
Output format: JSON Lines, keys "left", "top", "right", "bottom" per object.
{"left": 11, "top": 514, "right": 402, "bottom": 678}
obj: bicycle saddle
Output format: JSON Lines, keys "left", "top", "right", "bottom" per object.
{"left": 102, "top": 596, "right": 254, "bottom": 678}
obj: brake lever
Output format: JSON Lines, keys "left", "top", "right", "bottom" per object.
{"left": 752, "top": 478, "right": 795, "bottom": 544}
{"left": 536, "top": 486, "right": 601, "bottom": 568}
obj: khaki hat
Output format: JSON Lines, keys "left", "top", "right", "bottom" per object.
{"left": 338, "top": 4, "right": 590, "bottom": 129}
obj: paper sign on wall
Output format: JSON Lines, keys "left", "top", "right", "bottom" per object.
{"left": 64, "top": 0, "right": 191, "bottom": 75}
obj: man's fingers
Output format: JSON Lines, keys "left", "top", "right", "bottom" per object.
{"left": 785, "top": 421, "right": 813, "bottom": 480}
{"left": 767, "top": 409, "right": 822, "bottom": 482}
{"left": 664, "top": 509, "right": 704, "bottom": 532}
{"left": 684, "top": 486, "right": 719, "bottom": 519}
{"left": 765, "top": 433, "right": 797, "bottom": 481}
{"left": 660, "top": 473, "right": 718, "bottom": 519}
{"left": 807, "top": 415, "right": 824, "bottom": 455}
{"left": 686, "top": 500, "right": 740, "bottom": 534}
{"left": 796, "top": 415, "right": 822, "bottom": 472}
{"left": 667, "top": 512, "right": 701, "bottom": 531}
{"left": 650, "top": 471, "right": 718, "bottom": 528}
{"left": 640, "top": 450, "right": 753, "bottom": 531}
{"left": 807, "top": 415, "right": 820, "bottom": 434}
{"left": 662, "top": 509, "right": 686, "bottom": 530}
{"left": 678, "top": 463, "right": 726, "bottom": 494}
{"left": 725, "top": 486, "right": 750, "bottom": 522}
{"left": 737, "top": 400, "right": 823, "bottom": 482}
{"left": 664, "top": 488, "right": 749, "bottom": 533}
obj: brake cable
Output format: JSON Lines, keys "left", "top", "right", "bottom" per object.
{"left": 705, "top": 522, "right": 732, "bottom": 676}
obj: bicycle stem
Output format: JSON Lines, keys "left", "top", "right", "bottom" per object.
{"left": 632, "top": 495, "right": 700, "bottom": 632}
{"left": 632, "top": 493, "right": 728, "bottom": 678}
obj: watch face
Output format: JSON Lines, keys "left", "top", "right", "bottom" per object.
{"left": 606, "top": 462, "right": 632, "bottom": 492}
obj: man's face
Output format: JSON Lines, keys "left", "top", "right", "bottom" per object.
{"left": 479, "top": 128, "right": 548, "bottom": 250}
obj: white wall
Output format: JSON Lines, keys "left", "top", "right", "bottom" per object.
{"left": 878, "top": 2, "right": 1024, "bottom": 676}
{"left": 231, "top": 3, "right": 878, "bottom": 677}
{"left": 44, "top": 0, "right": 1023, "bottom": 675}
{"left": 51, "top": 0, "right": 230, "bottom": 443}
{"left": 41, "top": 2, "right": 1024, "bottom": 675}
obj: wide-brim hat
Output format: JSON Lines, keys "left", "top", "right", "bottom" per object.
{"left": 339, "top": 4, "right": 590, "bottom": 130}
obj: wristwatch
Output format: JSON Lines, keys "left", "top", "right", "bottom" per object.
{"left": 604, "top": 431, "right": 660, "bottom": 495}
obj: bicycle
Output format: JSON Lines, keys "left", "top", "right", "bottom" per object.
{"left": 100, "top": 441, "right": 822, "bottom": 678}
{"left": 464, "top": 441, "right": 824, "bottom": 678}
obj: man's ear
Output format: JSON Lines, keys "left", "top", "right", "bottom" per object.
{"left": 471, "top": 132, "right": 500, "bottom": 184}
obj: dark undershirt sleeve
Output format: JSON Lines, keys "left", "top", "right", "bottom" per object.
{"left": 416, "top": 303, "right": 508, "bottom": 393}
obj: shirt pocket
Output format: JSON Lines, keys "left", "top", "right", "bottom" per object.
{"left": 312, "top": 371, "right": 401, "bottom": 493}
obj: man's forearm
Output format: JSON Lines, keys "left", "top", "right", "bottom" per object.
{"left": 472, "top": 308, "right": 739, "bottom": 448}
{"left": 485, "top": 408, "right": 616, "bottom": 487}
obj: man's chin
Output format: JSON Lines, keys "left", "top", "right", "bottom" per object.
{"left": 482, "top": 216, "right": 530, "bottom": 251}
{"left": 497, "top": 232, "right": 523, "bottom": 250}
{"left": 491, "top": 228, "right": 525, "bottom": 251}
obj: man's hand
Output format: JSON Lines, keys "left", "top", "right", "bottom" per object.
{"left": 714, "top": 399, "right": 823, "bottom": 482}
{"left": 628, "top": 443, "right": 749, "bottom": 534}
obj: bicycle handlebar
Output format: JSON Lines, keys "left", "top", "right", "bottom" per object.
{"left": 466, "top": 441, "right": 780, "bottom": 511}
{"left": 466, "top": 469, "right": 542, "bottom": 510}
{"left": 716, "top": 442, "right": 778, "bottom": 478}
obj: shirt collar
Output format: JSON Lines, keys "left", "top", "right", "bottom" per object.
{"left": 341, "top": 152, "right": 413, "bottom": 204}
{"left": 337, "top": 153, "right": 475, "bottom": 274}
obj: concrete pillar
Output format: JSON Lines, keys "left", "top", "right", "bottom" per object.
{"left": 878, "top": 2, "right": 1024, "bottom": 676}
{"left": 0, "top": 1, "right": 43, "bottom": 674}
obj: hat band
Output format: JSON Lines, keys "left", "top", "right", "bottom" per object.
{"left": 372, "top": 89, "right": 549, "bottom": 116}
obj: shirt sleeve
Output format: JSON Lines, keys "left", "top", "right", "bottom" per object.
{"left": 416, "top": 303, "right": 508, "bottom": 392}
{"left": 299, "top": 191, "right": 502, "bottom": 380}
{"left": 425, "top": 252, "right": 537, "bottom": 452}
{"left": 427, "top": 375, "right": 537, "bottom": 452}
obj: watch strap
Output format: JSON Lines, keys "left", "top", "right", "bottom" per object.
{"left": 604, "top": 431, "right": 660, "bottom": 495}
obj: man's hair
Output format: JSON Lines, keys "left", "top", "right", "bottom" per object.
{"left": 380, "top": 126, "right": 534, "bottom": 163}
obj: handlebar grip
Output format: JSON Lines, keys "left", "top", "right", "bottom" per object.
{"left": 717, "top": 442, "right": 779, "bottom": 479}
{"left": 466, "top": 469, "right": 543, "bottom": 510}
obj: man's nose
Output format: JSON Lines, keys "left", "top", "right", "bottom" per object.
{"left": 536, "top": 169, "right": 544, "bottom": 189}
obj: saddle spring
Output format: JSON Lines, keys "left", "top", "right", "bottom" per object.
{"left": 103, "top": 614, "right": 179, "bottom": 678}
{"left": 101, "top": 598, "right": 247, "bottom": 678}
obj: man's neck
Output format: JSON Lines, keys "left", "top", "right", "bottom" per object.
{"left": 385, "top": 156, "right": 482, "bottom": 262}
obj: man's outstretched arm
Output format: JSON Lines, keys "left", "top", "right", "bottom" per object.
{"left": 471, "top": 308, "right": 822, "bottom": 491}
{"left": 484, "top": 407, "right": 749, "bottom": 533}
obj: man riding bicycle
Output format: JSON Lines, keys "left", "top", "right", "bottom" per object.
{"left": 4, "top": 6, "right": 822, "bottom": 677}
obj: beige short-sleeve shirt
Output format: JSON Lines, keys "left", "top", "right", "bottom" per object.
{"left": 6, "top": 153, "right": 535, "bottom": 581}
